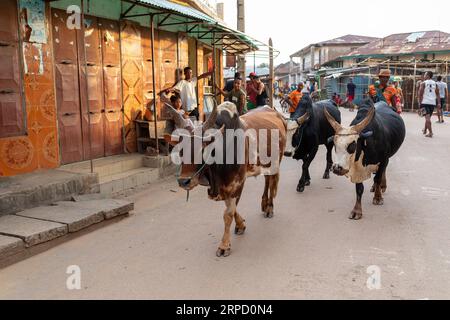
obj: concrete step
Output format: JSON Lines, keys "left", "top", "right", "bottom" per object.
{"left": 99, "top": 167, "right": 160, "bottom": 196}
{"left": 0, "top": 170, "right": 99, "bottom": 217}
{"left": 59, "top": 154, "right": 144, "bottom": 179}
{"left": 143, "top": 155, "right": 177, "bottom": 179}
{"left": 0, "top": 199, "right": 133, "bottom": 264}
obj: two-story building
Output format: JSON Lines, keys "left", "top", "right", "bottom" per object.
{"left": 288, "top": 34, "right": 379, "bottom": 84}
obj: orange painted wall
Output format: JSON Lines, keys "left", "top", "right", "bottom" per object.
{"left": 0, "top": 3, "right": 58, "bottom": 177}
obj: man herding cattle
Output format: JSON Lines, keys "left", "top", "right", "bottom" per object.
{"left": 324, "top": 99, "right": 405, "bottom": 220}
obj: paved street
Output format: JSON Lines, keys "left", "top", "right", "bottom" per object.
{"left": 1, "top": 109, "right": 450, "bottom": 300}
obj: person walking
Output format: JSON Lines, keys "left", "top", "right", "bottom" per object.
{"left": 419, "top": 71, "right": 441, "bottom": 138}
{"left": 346, "top": 78, "right": 356, "bottom": 111}
{"left": 436, "top": 76, "right": 448, "bottom": 123}
{"left": 286, "top": 82, "right": 304, "bottom": 117}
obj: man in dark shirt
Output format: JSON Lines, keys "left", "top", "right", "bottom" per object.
{"left": 346, "top": 78, "right": 356, "bottom": 111}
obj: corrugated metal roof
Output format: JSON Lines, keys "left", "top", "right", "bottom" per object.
{"left": 136, "top": 0, "right": 216, "bottom": 23}
{"left": 344, "top": 30, "right": 450, "bottom": 58}
{"left": 290, "top": 34, "right": 379, "bottom": 57}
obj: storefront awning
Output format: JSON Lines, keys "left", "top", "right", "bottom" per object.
{"left": 49, "top": 0, "right": 278, "bottom": 56}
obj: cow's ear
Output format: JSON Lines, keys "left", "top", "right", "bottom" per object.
{"left": 359, "top": 131, "right": 373, "bottom": 139}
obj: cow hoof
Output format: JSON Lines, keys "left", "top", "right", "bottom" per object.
{"left": 381, "top": 186, "right": 387, "bottom": 193}
{"left": 305, "top": 180, "right": 311, "bottom": 186}
{"left": 235, "top": 226, "right": 246, "bottom": 235}
{"left": 297, "top": 185, "right": 305, "bottom": 193}
{"left": 264, "top": 206, "right": 274, "bottom": 219}
{"left": 216, "top": 248, "right": 231, "bottom": 257}
{"left": 373, "top": 198, "right": 384, "bottom": 205}
{"left": 323, "top": 172, "right": 330, "bottom": 179}
{"left": 349, "top": 210, "right": 363, "bottom": 220}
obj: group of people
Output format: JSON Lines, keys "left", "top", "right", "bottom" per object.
{"left": 278, "top": 80, "right": 319, "bottom": 116}
{"left": 158, "top": 68, "right": 271, "bottom": 142}
{"left": 416, "top": 71, "right": 448, "bottom": 138}
{"left": 217, "top": 71, "right": 269, "bottom": 115}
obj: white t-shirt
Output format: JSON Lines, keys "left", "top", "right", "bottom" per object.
{"left": 173, "top": 78, "right": 198, "bottom": 112}
{"left": 422, "top": 79, "right": 437, "bottom": 105}
{"left": 436, "top": 81, "right": 447, "bottom": 99}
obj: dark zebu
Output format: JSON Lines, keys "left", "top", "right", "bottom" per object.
{"left": 284, "top": 95, "right": 341, "bottom": 192}
{"left": 173, "top": 102, "right": 287, "bottom": 257}
{"left": 324, "top": 99, "right": 406, "bottom": 220}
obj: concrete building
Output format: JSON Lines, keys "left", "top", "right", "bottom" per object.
{"left": 288, "top": 34, "right": 379, "bottom": 83}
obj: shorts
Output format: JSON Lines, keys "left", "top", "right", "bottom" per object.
{"left": 421, "top": 104, "right": 435, "bottom": 116}
{"left": 439, "top": 98, "right": 446, "bottom": 108}
{"left": 347, "top": 94, "right": 355, "bottom": 102}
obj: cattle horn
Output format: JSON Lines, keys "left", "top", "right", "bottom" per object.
{"left": 296, "top": 113, "right": 310, "bottom": 126}
{"left": 352, "top": 106, "right": 375, "bottom": 133}
{"left": 324, "top": 108, "right": 342, "bottom": 133}
{"left": 203, "top": 99, "right": 219, "bottom": 131}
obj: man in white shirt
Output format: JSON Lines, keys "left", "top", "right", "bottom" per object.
{"left": 169, "top": 67, "right": 213, "bottom": 120}
{"left": 436, "top": 76, "right": 448, "bottom": 123}
{"left": 419, "top": 71, "right": 441, "bottom": 138}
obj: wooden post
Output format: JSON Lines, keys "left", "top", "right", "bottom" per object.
{"left": 80, "top": 0, "right": 94, "bottom": 173}
{"left": 411, "top": 59, "right": 417, "bottom": 111}
{"left": 150, "top": 14, "right": 159, "bottom": 155}
{"left": 446, "top": 59, "right": 449, "bottom": 112}
{"left": 269, "top": 38, "right": 274, "bottom": 107}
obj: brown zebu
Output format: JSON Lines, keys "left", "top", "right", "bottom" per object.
{"left": 171, "top": 102, "right": 287, "bottom": 257}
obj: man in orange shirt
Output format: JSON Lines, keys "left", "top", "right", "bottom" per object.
{"left": 286, "top": 82, "right": 304, "bottom": 116}
{"left": 368, "top": 69, "right": 398, "bottom": 111}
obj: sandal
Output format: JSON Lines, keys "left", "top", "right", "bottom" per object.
{"left": 425, "top": 133, "right": 433, "bottom": 138}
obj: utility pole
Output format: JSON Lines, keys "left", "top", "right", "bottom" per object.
{"left": 237, "top": 0, "right": 246, "bottom": 76}
{"left": 269, "top": 38, "right": 274, "bottom": 107}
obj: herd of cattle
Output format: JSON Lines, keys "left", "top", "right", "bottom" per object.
{"left": 170, "top": 95, "right": 406, "bottom": 257}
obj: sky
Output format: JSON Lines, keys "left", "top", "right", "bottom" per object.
{"left": 216, "top": 0, "right": 450, "bottom": 66}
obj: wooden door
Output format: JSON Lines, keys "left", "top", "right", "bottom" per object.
{"left": 100, "top": 18, "right": 123, "bottom": 156}
{"left": 78, "top": 16, "right": 105, "bottom": 160}
{"left": 158, "top": 30, "right": 177, "bottom": 90}
{"left": 121, "top": 21, "right": 143, "bottom": 153}
{"left": 0, "top": 0, "right": 23, "bottom": 137}
{"left": 51, "top": 9, "right": 83, "bottom": 164}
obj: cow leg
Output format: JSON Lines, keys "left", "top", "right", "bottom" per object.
{"left": 323, "top": 143, "right": 333, "bottom": 179}
{"left": 261, "top": 176, "right": 270, "bottom": 213}
{"left": 373, "top": 162, "right": 387, "bottom": 205}
{"left": 217, "top": 198, "right": 236, "bottom": 257}
{"left": 381, "top": 171, "right": 387, "bottom": 193}
{"left": 264, "top": 173, "right": 280, "bottom": 218}
{"left": 234, "top": 195, "right": 246, "bottom": 235}
{"left": 297, "top": 146, "right": 318, "bottom": 192}
{"left": 349, "top": 183, "right": 364, "bottom": 220}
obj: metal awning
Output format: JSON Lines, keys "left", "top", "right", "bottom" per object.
{"left": 49, "top": 0, "right": 278, "bottom": 56}
{"left": 122, "top": 0, "right": 260, "bottom": 54}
